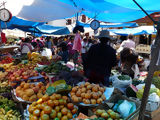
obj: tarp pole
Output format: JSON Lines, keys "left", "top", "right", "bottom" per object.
{"left": 0, "top": 20, "right": 2, "bottom": 44}
{"left": 133, "top": 0, "right": 157, "bottom": 24}
{"left": 138, "top": 20, "right": 160, "bottom": 120}
{"left": 132, "top": 0, "right": 160, "bottom": 120}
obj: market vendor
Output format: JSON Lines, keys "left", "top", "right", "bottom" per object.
{"left": 85, "top": 30, "right": 117, "bottom": 86}
{"left": 120, "top": 48, "right": 139, "bottom": 78}
{"left": 20, "top": 37, "right": 34, "bottom": 55}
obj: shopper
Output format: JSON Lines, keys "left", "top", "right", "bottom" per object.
{"left": 120, "top": 34, "right": 135, "bottom": 49}
{"left": 85, "top": 30, "right": 117, "bottom": 86}
{"left": 120, "top": 48, "right": 138, "bottom": 78}
{"left": 67, "top": 37, "right": 75, "bottom": 61}
{"left": 57, "top": 41, "right": 68, "bottom": 63}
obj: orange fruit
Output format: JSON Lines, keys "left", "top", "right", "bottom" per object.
{"left": 55, "top": 106, "right": 60, "bottom": 112}
{"left": 40, "top": 103, "right": 46, "bottom": 110}
{"left": 30, "top": 115, "right": 38, "bottom": 120}
{"left": 67, "top": 112, "right": 73, "bottom": 119}
{"left": 47, "top": 100, "right": 54, "bottom": 107}
{"left": 61, "top": 107, "right": 68, "bottom": 115}
{"left": 42, "top": 94, "right": 49, "bottom": 101}
{"left": 72, "top": 108, "right": 77, "bottom": 114}
{"left": 55, "top": 94, "right": 61, "bottom": 99}
{"left": 36, "top": 104, "right": 42, "bottom": 110}
{"left": 62, "top": 96, "right": 68, "bottom": 101}
{"left": 61, "top": 115, "right": 68, "bottom": 120}
{"left": 67, "top": 103, "right": 74, "bottom": 110}
{"left": 33, "top": 109, "right": 40, "bottom": 117}
{"left": 50, "top": 109, "right": 57, "bottom": 118}
{"left": 53, "top": 100, "right": 59, "bottom": 106}
{"left": 50, "top": 96, "right": 56, "bottom": 100}
{"left": 28, "top": 105, "right": 35, "bottom": 114}
{"left": 41, "top": 114, "right": 50, "bottom": 120}
{"left": 43, "top": 106, "right": 52, "bottom": 114}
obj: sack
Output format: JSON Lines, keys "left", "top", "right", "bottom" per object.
{"left": 110, "top": 75, "right": 132, "bottom": 88}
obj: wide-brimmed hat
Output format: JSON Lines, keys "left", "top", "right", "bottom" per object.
{"left": 95, "top": 30, "right": 113, "bottom": 40}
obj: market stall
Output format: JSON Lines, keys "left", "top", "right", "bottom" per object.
{"left": 1, "top": 0, "right": 160, "bottom": 120}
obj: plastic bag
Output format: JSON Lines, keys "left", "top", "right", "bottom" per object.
{"left": 117, "top": 100, "right": 132, "bottom": 118}
{"left": 41, "top": 48, "right": 52, "bottom": 59}
{"left": 131, "top": 64, "right": 140, "bottom": 79}
{"left": 110, "top": 75, "right": 132, "bottom": 88}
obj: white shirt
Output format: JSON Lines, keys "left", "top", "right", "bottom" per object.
{"left": 81, "top": 41, "right": 89, "bottom": 53}
{"left": 21, "top": 44, "right": 34, "bottom": 54}
{"left": 120, "top": 39, "right": 135, "bottom": 49}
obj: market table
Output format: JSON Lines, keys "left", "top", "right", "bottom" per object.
{"left": 0, "top": 45, "right": 20, "bottom": 53}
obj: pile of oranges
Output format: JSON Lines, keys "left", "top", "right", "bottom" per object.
{"left": 29, "top": 94, "right": 78, "bottom": 120}
{"left": 70, "top": 82, "right": 106, "bottom": 104}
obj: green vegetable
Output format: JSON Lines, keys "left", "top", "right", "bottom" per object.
{"left": 118, "top": 75, "right": 130, "bottom": 81}
{"left": 152, "top": 76, "right": 160, "bottom": 89}
{"left": 46, "top": 86, "right": 56, "bottom": 96}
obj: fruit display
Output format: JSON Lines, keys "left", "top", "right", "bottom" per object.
{"left": 0, "top": 56, "right": 14, "bottom": 64}
{"left": 42, "top": 62, "right": 70, "bottom": 74}
{"left": 28, "top": 94, "right": 78, "bottom": 120}
{"left": 28, "top": 52, "right": 42, "bottom": 62}
{"left": 95, "top": 109, "right": 122, "bottom": 120}
{"left": 70, "top": 82, "right": 106, "bottom": 104}
{"left": 0, "top": 85, "right": 11, "bottom": 93}
{"left": 0, "top": 62, "right": 13, "bottom": 70}
{"left": 0, "top": 96, "right": 21, "bottom": 119}
{"left": 15, "top": 82, "right": 46, "bottom": 102}
{"left": 0, "top": 71, "right": 8, "bottom": 82}
{"left": 6, "top": 63, "right": 38, "bottom": 84}
{"left": 38, "top": 56, "right": 51, "bottom": 65}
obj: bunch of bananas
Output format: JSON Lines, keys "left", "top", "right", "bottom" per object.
{"left": 0, "top": 108, "right": 21, "bottom": 120}
{"left": 0, "top": 82, "right": 8, "bottom": 87}
{"left": 0, "top": 63, "right": 13, "bottom": 70}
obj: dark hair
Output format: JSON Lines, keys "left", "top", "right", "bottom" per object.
{"left": 24, "top": 38, "right": 30, "bottom": 43}
{"left": 31, "top": 42, "right": 37, "bottom": 48}
{"left": 120, "top": 48, "right": 138, "bottom": 65}
{"left": 99, "top": 37, "right": 109, "bottom": 45}
{"left": 83, "top": 38, "right": 88, "bottom": 42}
{"left": 128, "top": 34, "right": 134, "bottom": 39}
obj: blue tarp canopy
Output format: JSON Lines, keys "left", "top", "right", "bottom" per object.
{"left": 1, "top": 16, "right": 70, "bottom": 35}
{"left": 59, "top": 0, "right": 160, "bottom": 22}
{"left": 0, "top": 16, "right": 44, "bottom": 30}
{"left": 77, "top": 21, "right": 138, "bottom": 28}
{"left": 109, "top": 26, "right": 156, "bottom": 36}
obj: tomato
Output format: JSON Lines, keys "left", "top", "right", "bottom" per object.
{"left": 43, "top": 106, "right": 52, "bottom": 114}
{"left": 41, "top": 114, "right": 50, "bottom": 120}
{"left": 33, "top": 109, "right": 40, "bottom": 117}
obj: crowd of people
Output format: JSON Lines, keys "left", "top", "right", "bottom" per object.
{"left": 14, "top": 30, "right": 140, "bottom": 87}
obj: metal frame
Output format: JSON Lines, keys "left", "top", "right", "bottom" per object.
{"left": 132, "top": 0, "right": 160, "bottom": 120}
